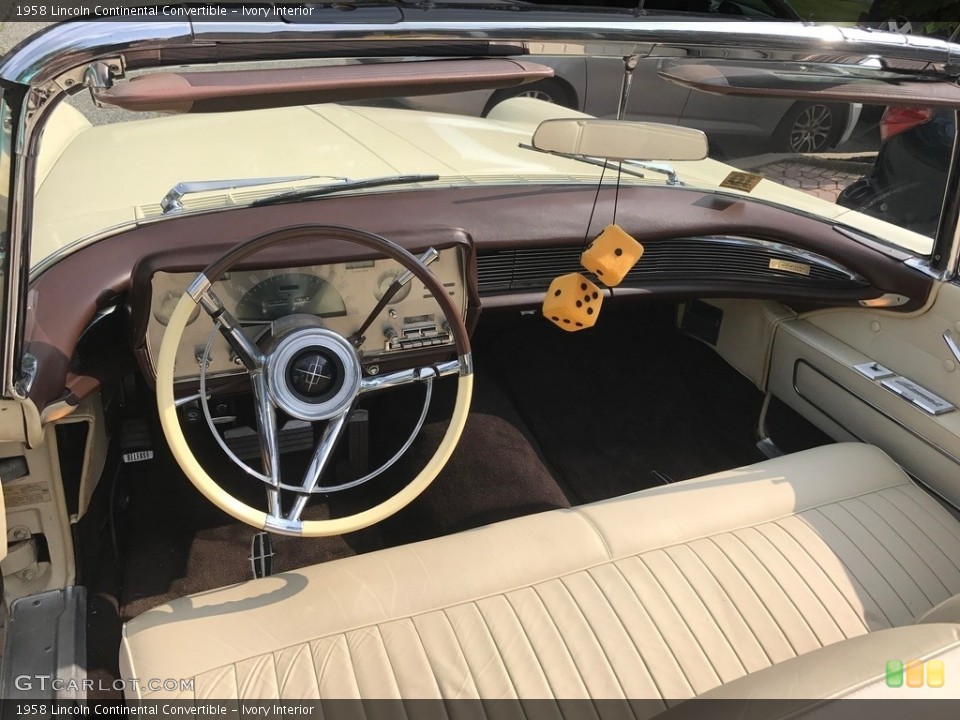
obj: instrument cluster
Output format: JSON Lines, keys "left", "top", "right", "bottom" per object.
{"left": 144, "top": 247, "right": 466, "bottom": 382}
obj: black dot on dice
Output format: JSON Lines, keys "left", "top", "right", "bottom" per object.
{"left": 615, "top": 247, "right": 623, "bottom": 256}
{"left": 580, "top": 283, "right": 587, "bottom": 291}
{"left": 563, "top": 319, "right": 570, "bottom": 324}
{"left": 554, "top": 289, "right": 561, "bottom": 297}
{"left": 597, "top": 269, "right": 604, "bottom": 276}
{"left": 587, "top": 307, "right": 594, "bottom": 315}
{"left": 575, "top": 322, "right": 583, "bottom": 327}
{"left": 551, "top": 316, "right": 559, "bottom": 321}
{"left": 584, "top": 294, "right": 591, "bottom": 302}
{"left": 592, "top": 291, "right": 599, "bottom": 299}
{"left": 576, "top": 300, "right": 582, "bottom": 308}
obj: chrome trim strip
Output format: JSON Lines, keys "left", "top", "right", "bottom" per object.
{"left": 939, "top": 111, "right": 960, "bottom": 280}
{"left": 791, "top": 358, "right": 960, "bottom": 468}
{"left": 0, "top": 21, "right": 193, "bottom": 86}
{"left": 15, "top": 352, "right": 37, "bottom": 397}
{"left": 186, "top": 274, "right": 211, "bottom": 302}
{"left": 2, "top": 86, "right": 48, "bottom": 397}
{"left": 945, "top": 330, "right": 960, "bottom": 366}
{"left": 697, "top": 236, "right": 863, "bottom": 280}
{"left": 905, "top": 256, "right": 951, "bottom": 281}
{"left": 264, "top": 516, "right": 302, "bottom": 535}
{"left": 459, "top": 352, "right": 474, "bottom": 377}
{"left": 359, "top": 359, "right": 461, "bottom": 393}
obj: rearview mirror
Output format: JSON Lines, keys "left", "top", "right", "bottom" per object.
{"left": 532, "top": 119, "right": 708, "bottom": 162}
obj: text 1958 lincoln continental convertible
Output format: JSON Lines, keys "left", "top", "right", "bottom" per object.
{"left": 2, "top": 4, "right": 960, "bottom": 715}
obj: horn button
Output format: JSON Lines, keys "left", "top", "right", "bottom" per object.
{"left": 267, "top": 328, "right": 361, "bottom": 422}
{"left": 287, "top": 349, "right": 342, "bottom": 401}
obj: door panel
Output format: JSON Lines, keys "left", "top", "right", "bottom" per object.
{"left": 769, "top": 282, "right": 960, "bottom": 505}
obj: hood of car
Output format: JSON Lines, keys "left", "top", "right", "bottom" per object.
{"left": 32, "top": 97, "right": 928, "bottom": 268}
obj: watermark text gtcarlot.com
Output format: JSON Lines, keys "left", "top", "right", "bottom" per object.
{"left": 14, "top": 675, "right": 196, "bottom": 694}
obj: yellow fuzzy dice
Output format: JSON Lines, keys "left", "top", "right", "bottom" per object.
{"left": 542, "top": 273, "right": 603, "bottom": 332}
{"left": 580, "top": 224, "right": 644, "bottom": 287}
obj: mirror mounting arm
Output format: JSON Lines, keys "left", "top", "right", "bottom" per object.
{"left": 617, "top": 54, "right": 642, "bottom": 121}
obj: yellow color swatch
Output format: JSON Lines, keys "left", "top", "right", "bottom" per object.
{"left": 927, "top": 659, "right": 945, "bottom": 688}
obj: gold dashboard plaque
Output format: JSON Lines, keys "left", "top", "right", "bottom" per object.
{"left": 769, "top": 258, "right": 811, "bottom": 276}
{"left": 720, "top": 171, "right": 763, "bottom": 192}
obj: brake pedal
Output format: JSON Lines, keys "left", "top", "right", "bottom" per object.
{"left": 250, "top": 532, "right": 275, "bottom": 579}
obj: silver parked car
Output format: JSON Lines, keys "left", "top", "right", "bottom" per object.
{"left": 397, "top": 0, "right": 861, "bottom": 152}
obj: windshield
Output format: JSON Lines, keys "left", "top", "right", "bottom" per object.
{"left": 31, "top": 52, "right": 957, "bottom": 268}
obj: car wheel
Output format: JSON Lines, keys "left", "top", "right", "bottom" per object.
{"left": 483, "top": 79, "right": 576, "bottom": 115}
{"left": 777, "top": 102, "right": 843, "bottom": 154}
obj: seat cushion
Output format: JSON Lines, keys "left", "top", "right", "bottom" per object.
{"left": 120, "top": 443, "right": 960, "bottom": 703}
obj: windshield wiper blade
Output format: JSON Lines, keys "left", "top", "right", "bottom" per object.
{"left": 519, "top": 143, "right": 683, "bottom": 186}
{"left": 160, "top": 175, "right": 339, "bottom": 214}
{"left": 251, "top": 174, "right": 440, "bottom": 207}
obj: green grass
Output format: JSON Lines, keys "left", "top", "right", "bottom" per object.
{"left": 790, "top": 0, "right": 870, "bottom": 23}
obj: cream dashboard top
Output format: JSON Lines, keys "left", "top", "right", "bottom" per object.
{"left": 144, "top": 247, "right": 466, "bottom": 383}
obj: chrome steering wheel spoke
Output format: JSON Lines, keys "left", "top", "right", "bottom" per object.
{"left": 285, "top": 409, "right": 352, "bottom": 522}
{"left": 359, "top": 357, "right": 468, "bottom": 394}
{"left": 195, "top": 287, "right": 264, "bottom": 370}
{"left": 250, "top": 371, "right": 282, "bottom": 517}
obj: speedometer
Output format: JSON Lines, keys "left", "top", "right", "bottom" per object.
{"left": 236, "top": 272, "right": 347, "bottom": 322}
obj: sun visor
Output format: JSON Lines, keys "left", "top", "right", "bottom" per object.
{"left": 658, "top": 61, "right": 960, "bottom": 108}
{"left": 93, "top": 58, "right": 555, "bottom": 113}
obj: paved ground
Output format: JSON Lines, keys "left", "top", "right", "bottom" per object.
{"left": 0, "top": 22, "right": 50, "bottom": 55}
{"left": 741, "top": 154, "right": 873, "bottom": 203}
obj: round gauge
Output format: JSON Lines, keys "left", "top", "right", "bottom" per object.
{"left": 153, "top": 290, "right": 201, "bottom": 327}
{"left": 236, "top": 272, "right": 347, "bottom": 322}
{"left": 374, "top": 269, "right": 412, "bottom": 305}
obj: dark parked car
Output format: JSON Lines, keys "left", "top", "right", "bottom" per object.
{"left": 837, "top": 106, "right": 955, "bottom": 237}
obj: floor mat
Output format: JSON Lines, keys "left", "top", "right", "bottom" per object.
{"left": 474, "top": 306, "right": 766, "bottom": 504}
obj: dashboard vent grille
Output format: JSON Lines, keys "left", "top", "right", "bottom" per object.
{"left": 476, "top": 237, "right": 865, "bottom": 294}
